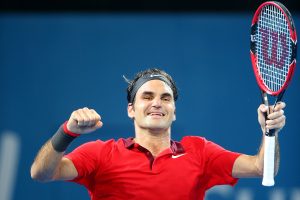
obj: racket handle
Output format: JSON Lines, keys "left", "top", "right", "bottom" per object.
{"left": 266, "top": 128, "right": 276, "bottom": 136}
{"left": 262, "top": 135, "right": 275, "bottom": 186}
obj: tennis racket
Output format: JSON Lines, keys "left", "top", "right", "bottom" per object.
{"left": 250, "top": 1, "right": 297, "bottom": 186}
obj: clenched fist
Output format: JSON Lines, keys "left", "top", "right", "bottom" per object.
{"left": 66, "top": 107, "right": 103, "bottom": 134}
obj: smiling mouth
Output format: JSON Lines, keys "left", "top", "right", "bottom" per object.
{"left": 147, "top": 112, "right": 165, "bottom": 117}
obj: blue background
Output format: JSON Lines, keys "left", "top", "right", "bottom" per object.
{"left": 0, "top": 13, "right": 300, "bottom": 200}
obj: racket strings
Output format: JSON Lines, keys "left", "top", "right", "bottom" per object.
{"left": 256, "top": 5, "right": 291, "bottom": 92}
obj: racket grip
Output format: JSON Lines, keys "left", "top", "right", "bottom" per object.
{"left": 262, "top": 135, "right": 275, "bottom": 186}
{"left": 266, "top": 128, "right": 276, "bottom": 136}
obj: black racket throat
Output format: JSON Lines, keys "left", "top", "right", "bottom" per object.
{"left": 261, "top": 90, "right": 285, "bottom": 137}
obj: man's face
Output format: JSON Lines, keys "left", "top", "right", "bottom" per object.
{"left": 128, "top": 80, "right": 176, "bottom": 132}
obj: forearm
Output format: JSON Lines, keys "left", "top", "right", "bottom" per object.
{"left": 31, "top": 124, "right": 78, "bottom": 182}
{"left": 30, "top": 140, "right": 64, "bottom": 182}
{"left": 255, "top": 132, "right": 280, "bottom": 176}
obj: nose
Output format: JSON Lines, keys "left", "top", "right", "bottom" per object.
{"left": 152, "top": 97, "right": 162, "bottom": 108}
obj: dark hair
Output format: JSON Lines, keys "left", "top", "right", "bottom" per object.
{"left": 124, "top": 68, "right": 178, "bottom": 103}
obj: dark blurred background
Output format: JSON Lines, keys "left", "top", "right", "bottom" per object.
{"left": 1, "top": 1, "right": 300, "bottom": 200}
{"left": 1, "top": 0, "right": 299, "bottom": 12}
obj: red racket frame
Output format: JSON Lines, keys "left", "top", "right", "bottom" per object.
{"left": 250, "top": 1, "right": 297, "bottom": 96}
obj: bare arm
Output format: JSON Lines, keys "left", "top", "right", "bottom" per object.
{"left": 232, "top": 102, "right": 285, "bottom": 178}
{"left": 30, "top": 140, "right": 78, "bottom": 182}
{"left": 30, "top": 107, "right": 102, "bottom": 182}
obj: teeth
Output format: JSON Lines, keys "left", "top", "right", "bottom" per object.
{"left": 149, "top": 113, "right": 163, "bottom": 116}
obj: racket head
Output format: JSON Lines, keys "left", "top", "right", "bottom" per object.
{"left": 250, "top": 1, "right": 297, "bottom": 96}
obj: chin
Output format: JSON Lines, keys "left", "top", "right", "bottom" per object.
{"left": 145, "top": 122, "right": 172, "bottom": 131}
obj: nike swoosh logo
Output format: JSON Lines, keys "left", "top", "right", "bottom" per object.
{"left": 171, "top": 154, "right": 186, "bottom": 159}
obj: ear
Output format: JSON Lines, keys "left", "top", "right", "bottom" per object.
{"left": 127, "top": 103, "right": 135, "bottom": 119}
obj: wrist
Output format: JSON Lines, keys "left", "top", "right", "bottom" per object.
{"left": 63, "top": 121, "right": 80, "bottom": 137}
{"left": 51, "top": 122, "right": 80, "bottom": 152}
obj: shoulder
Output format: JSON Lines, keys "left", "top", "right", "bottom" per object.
{"left": 64, "top": 139, "right": 122, "bottom": 169}
{"left": 178, "top": 136, "right": 210, "bottom": 158}
{"left": 181, "top": 136, "right": 209, "bottom": 149}
{"left": 66, "top": 139, "right": 118, "bottom": 159}
{"left": 87, "top": 139, "right": 116, "bottom": 147}
{"left": 180, "top": 136, "right": 228, "bottom": 156}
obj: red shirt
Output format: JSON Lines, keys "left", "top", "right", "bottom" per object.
{"left": 65, "top": 136, "right": 241, "bottom": 200}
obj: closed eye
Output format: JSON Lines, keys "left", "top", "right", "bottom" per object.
{"left": 161, "top": 94, "right": 172, "bottom": 102}
{"left": 142, "top": 92, "right": 154, "bottom": 101}
{"left": 140, "top": 92, "right": 173, "bottom": 102}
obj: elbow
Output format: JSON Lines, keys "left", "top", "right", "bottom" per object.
{"left": 254, "top": 161, "right": 264, "bottom": 177}
{"left": 30, "top": 170, "right": 46, "bottom": 182}
{"left": 31, "top": 172, "right": 53, "bottom": 182}
{"left": 30, "top": 166, "right": 53, "bottom": 182}
{"left": 30, "top": 165, "right": 38, "bottom": 180}
{"left": 256, "top": 167, "right": 264, "bottom": 177}
{"left": 256, "top": 166, "right": 279, "bottom": 178}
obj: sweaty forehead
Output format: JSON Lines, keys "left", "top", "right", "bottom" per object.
{"left": 136, "top": 80, "right": 173, "bottom": 96}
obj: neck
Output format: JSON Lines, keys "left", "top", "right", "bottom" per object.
{"left": 134, "top": 128, "right": 171, "bottom": 157}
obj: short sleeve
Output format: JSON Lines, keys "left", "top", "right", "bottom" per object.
{"left": 202, "top": 139, "right": 241, "bottom": 189}
{"left": 64, "top": 140, "right": 108, "bottom": 186}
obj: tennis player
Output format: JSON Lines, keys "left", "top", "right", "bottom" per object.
{"left": 31, "top": 68, "right": 286, "bottom": 199}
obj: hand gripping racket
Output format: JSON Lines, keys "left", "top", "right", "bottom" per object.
{"left": 250, "top": 1, "right": 297, "bottom": 186}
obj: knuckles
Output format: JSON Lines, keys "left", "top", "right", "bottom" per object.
{"left": 71, "top": 107, "right": 101, "bottom": 127}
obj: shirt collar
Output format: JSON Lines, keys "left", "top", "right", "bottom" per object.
{"left": 122, "top": 137, "right": 185, "bottom": 155}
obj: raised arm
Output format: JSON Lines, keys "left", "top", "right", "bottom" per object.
{"left": 232, "top": 102, "right": 286, "bottom": 178}
{"left": 30, "top": 107, "right": 102, "bottom": 182}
